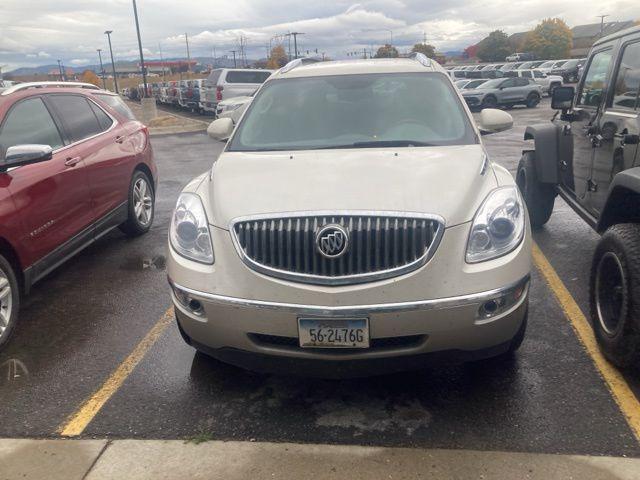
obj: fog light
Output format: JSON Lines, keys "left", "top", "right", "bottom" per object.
{"left": 171, "top": 283, "right": 205, "bottom": 317}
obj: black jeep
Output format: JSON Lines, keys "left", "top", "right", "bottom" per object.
{"left": 517, "top": 25, "right": 640, "bottom": 367}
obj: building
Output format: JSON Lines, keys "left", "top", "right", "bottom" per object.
{"left": 570, "top": 21, "right": 636, "bottom": 57}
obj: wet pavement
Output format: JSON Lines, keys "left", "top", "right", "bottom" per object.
{"left": 1, "top": 99, "right": 639, "bottom": 456}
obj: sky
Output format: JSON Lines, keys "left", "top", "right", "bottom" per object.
{"left": 1, "top": 0, "right": 638, "bottom": 71}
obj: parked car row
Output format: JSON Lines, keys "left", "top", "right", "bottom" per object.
{"left": 445, "top": 58, "right": 587, "bottom": 83}
{"left": 122, "top": 68, "right": 273, "bottom": 117}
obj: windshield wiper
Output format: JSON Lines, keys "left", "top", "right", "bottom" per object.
{"left": 315, "top": 140, "right": 435, "bottom": 149}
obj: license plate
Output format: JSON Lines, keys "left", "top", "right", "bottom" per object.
{"left": 298, "top": 318, "right": 369, "bottom": 348}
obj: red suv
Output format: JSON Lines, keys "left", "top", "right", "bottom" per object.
{"left": 0, "top": 82, "right": 157, "bottom": 349}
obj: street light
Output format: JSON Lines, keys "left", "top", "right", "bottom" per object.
{"left": 104, "top": 30, "right": 119, "bottom": 94}
{"left": 97, "top": 49, "right": 106, "bottom": 89}
{"left": 131, "top": 0, "right": 148, "bottom": 96}
{"left": 57, "top": 59, "right": 64, "bottom": 81}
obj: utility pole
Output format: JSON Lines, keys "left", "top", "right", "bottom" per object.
{"left": 131, "top": 0, "right": 148, "bottom": 96}
{"left": 57, "top": 59, "right": 64, "bottom": 81}
{"left": 97, "top": 49, "right": 106, "bottom": 88}
{"left": 230, "top": 50, "right": 237, "bottom": 67}
{"left": 159, "top": 43, "right": 166, "bottom": 80}
{"left": 212, "top": 47, "right": 216, "bottom": 68}
{"left": 596, "top": 15, "right": 609, "bottom": 37}
{"left": 290, "top": 32, "right": 305, "bottom": 59}
{"left": 185, "top": 32, "right": 192, "bottom": 72}
{"left": 104, "top": 30, "right": 119, "bottom": 94}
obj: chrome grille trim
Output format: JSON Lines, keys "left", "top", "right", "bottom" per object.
{"left": 229, "top": 211, "right": 445, "bottom": 285}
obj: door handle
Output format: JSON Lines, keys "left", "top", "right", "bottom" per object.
{"left": 64, "top": 156, "right": 82, "bottom": 167}
{"left": 115, "top": 135, "right": 125, "bottom": 144}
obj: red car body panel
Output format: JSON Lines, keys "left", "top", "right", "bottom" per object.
{"left": 0, "top": 86, "right": 157, "bottom": 284}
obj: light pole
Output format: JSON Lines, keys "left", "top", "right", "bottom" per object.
{"left": 185, "top": 32, "right": 192, "bottom": 73}
{"left": 97, "top": 49, "right": 106, "bottom": 88}
{"left": 131, "top": 0, "right": 148, "bottom": 96}
{"left": 104, "top": 30, "right": 119, "bottom": 94}
{"left": 596, "top": 15, "right": 609, "bottom": 37}
{"left": 230, "top": 50, "right": 237, "bottom": 67}
{"left": 57, "top": 59, "right": 64, "bottom": 81}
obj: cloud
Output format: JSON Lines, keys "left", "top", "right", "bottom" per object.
{"left": 2, "top": 0, "right": 639, "bottom": 70}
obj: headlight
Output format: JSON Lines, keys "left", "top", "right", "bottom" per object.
{"left": 466, "top": 186, "right": 525, "bottom": 263}
{"left": 169, "top": 193, "right": 214, "bottom": 264}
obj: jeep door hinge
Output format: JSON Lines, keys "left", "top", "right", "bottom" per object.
{"left": 587, "top": 179, "right": 598, "bottom": 192}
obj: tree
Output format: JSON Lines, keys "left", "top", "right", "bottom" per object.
{"left": 476, "top": 30, "right": 511, "bottom": 62}
{"left": 80, "top": 69, "right": 101, "bottom": 87}
{"left": 464, "top": 44, "right": 479, "bottom": 59}
{"left": 266, "top": 45, "right": 289, "bottom": 69}
{"left": 523, "top": 18, "right": 572, "bottom": 60}
{"left": 374, "top": 44, "right": 399, "bottom": 58}
{"left": 411, "top": 43, "right": 436, "bottom": 59}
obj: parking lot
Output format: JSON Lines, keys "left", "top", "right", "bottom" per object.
{"left": 1, "top": 97, "right": 639, "bottom": 457}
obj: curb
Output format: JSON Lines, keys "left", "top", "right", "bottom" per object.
{"left": 2, "top": 439, "right": 640, "bottom": 480}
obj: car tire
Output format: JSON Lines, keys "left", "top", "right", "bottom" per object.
{"left": 120, "top": 170, "right": 155, "bottom": 237}
{"left": 0, "top": 254, "right": 20, "bottom": 351}
{"left": 526, "top": 92, "right": 540, "bottom": 108}
{"left": 481, "top": 95, "right": 498, "bottom": 109}
{"left": 516, "top": 151, "right": 555, "bottom": 229}
{"left": 589, "top": 224, "right": 640, "bottom": 368}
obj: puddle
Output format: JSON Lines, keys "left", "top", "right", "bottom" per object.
{"left": 120, "top": 255, "right": 166, "bottom": 271}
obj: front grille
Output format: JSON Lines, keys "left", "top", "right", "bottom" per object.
{"left": 231, "top": 212, "right": 443, "bottom": 285}
{"left": 248, "top": 333, "right": 427, "bottom": 351}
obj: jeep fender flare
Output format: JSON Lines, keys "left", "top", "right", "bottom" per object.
{"left": 523, "top": 124, "right": 565, "bottom": 184}
{"left": 597, "top": 166, "right": 640, "bottom": 233}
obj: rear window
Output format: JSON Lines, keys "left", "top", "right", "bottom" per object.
{"left": 94, "top": 94, "right": 136, "bottom": 121}
{"left": 206, "top": 70, "right": 222, "bottom": 85}
{"left": 225, "top": 71, "right": 271, "bottom": 84}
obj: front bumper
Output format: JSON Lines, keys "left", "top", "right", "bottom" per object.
{"left": 170, "top": 275, "right": 529, "bottom": 375}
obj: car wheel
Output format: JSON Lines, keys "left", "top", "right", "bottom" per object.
{"left": 481, "top": 95, "right": 498, "bottom": 109}
{"left": 526, "top": 92, "right": 540, "bottom": 108}
{"left": 0, "top": 254, "right": 19, "bottom": 351}
{"left": 120, "top": 170, "right": 155, "bottom": 237}
{"left": 590, "top": 224, "right": 640, "bottom": 368}
{"left": 516, "top": 151, "right": 555, "bottom": 229}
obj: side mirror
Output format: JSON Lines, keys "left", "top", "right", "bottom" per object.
{"left": 1, "top": 144, "right": 53, "bottom": 171}
{"left": 478, "top": 109, "right": 513, "bottom": 135}
{"left": 207, "top": 117, "right": 234, "bottom": 141}
{"left": 552, "top": 86, "right": 575, "bottom": 111}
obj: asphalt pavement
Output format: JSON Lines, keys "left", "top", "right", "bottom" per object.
{"left": 1, "top": 98, "right": 639, "bottom": 458}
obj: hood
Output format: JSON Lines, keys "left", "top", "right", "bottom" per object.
{"left": 220, "top": 96, "right": 252, "bottom": 106}
{"left": 205, "top": 145, "right": 496, "bottom": 229}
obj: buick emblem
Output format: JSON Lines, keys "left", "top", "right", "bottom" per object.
{"left": 316, "top": 224, "right": 349, "bottom": 258}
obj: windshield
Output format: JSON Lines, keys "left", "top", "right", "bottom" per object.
{"left": 228, "top": 72, "right": 477, "bottom": 151}
{"left": 553, "top": 61, "right": 567, "bottom": 68}
{"left": 539, "top": 61, "right": 555, "bottom": 68}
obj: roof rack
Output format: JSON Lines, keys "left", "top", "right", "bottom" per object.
{"left": 0, "top": 82, "right": 102, "bottom": 96}
{"left": 408, "top": 52, "right": 433, "bottom": 68}
{"left": 279, "top": 57, "right": 322, "bottom": 74}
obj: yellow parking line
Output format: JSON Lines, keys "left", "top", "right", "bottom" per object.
{"left": 532, "top": 242, "right": 640, "bottom": 443}
{"left": 58, "top": 307, "right": 174, "bottom": 437}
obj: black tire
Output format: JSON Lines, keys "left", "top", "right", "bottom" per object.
{"left": 481, "top": 95, "right": 498, "bottom": 109}
{"left": 526, "top": 92, "right": 540, "bottom": 108}
{"left": 119, "top": 170, "right": 155, "bottom": 237}
{"left": 516, "top": 151, "right": 555, "bottom": 229}
{"left": 0, "top": 254, "right": 20, "bottom": 351}
{"left": 589, "top": 224, "right": 640, "bottom": 368}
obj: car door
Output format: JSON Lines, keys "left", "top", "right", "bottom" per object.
{"left": 558, "top": 48, "right": 614, "bottom": 200}
{"left": 47, "top": 94, "right": 133, "bottom": 222}
{"left": 0, "top": 96, "right": 94, "bottom": 269}
{"left": 498, "top": 78, "right": 518, "bottom": 102}
{"left": 588, "top": 40, "right": 640, "bottom": 215}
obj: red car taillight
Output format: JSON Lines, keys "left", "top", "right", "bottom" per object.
{"left": 216, "top": 85, "right": 223, "bottom": 101}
